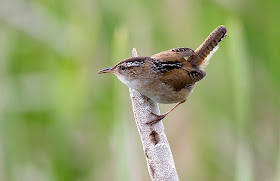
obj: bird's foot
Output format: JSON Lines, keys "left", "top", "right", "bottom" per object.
{"left": 145, "top": 112, "right": 167, "bottom": 125}
{"left": 145, "top": 102, "right": 184, "bottom": 125}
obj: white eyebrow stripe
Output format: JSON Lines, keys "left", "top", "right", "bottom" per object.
{"left": 126, "top": 61, "right": 144, "bottom": 67}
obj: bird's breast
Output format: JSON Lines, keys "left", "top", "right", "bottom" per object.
{"left": 135, "top": 80, "right": 195, "bottom": 104}
{"left": 115, "top": 69, "right": 195, "bottom": 104}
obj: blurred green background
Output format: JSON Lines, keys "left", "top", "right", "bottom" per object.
{"left": 0, "top": 0, "right": 279, "bottom": 180}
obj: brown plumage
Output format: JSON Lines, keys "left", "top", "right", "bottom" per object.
{"left": 188, "top": 25, "right": 227, "bottom": 69}
{"left": 98, "top": 25, "right": 227, "bottom": 123}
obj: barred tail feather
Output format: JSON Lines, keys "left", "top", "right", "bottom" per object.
{"left": 187, "top": 25, "right": 227, "bottom": 70}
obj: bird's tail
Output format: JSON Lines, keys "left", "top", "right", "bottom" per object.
{"left": 187, "top": 25, "right": 227, "bottom": 70}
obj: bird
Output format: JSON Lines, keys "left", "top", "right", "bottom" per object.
{"left": 97, "top": 25, "right": 227, "bottom": 124}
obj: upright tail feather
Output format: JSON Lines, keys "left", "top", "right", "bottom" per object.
{"left": 187, "top": 25, "right": 227, "bottom": 70}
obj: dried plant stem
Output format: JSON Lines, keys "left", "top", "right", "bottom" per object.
{"left": 129, "top": 48, "right": 179, "bottom": 181}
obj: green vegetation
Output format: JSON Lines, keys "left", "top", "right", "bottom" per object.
{"left": 0, "top": 0, "right": 279, "bottom": 180}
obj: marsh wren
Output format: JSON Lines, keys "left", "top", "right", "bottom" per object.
{"left": 98, "top": 25, "right": 227, "bottom": 124}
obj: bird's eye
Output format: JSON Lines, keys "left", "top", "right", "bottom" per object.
{"left": 121, "top": 66, "right": 126, "bottom": 71}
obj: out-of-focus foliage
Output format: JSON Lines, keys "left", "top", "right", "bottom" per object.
{"left": 0, "top": 0, "right": 279, "bottom": 181}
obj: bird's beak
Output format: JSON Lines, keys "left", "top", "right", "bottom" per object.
{"left": 97, "top": 67, "right": 113, "bottom": 74}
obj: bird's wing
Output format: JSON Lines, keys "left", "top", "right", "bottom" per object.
{"left": 151, "top": 47, "right": 194, "bottom": 62}
{"left": 150, "top": 58, "right": 206, "bottom": 91}
{"left": 159, "top": 67, "right": 206, "bottom": 91}
{"left": 187, "top": 25, "right": 227, "bottom": 70}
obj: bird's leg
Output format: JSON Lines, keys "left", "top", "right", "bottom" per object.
{"left": 146, "top": 101, "right": 185, "bottom": 124}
